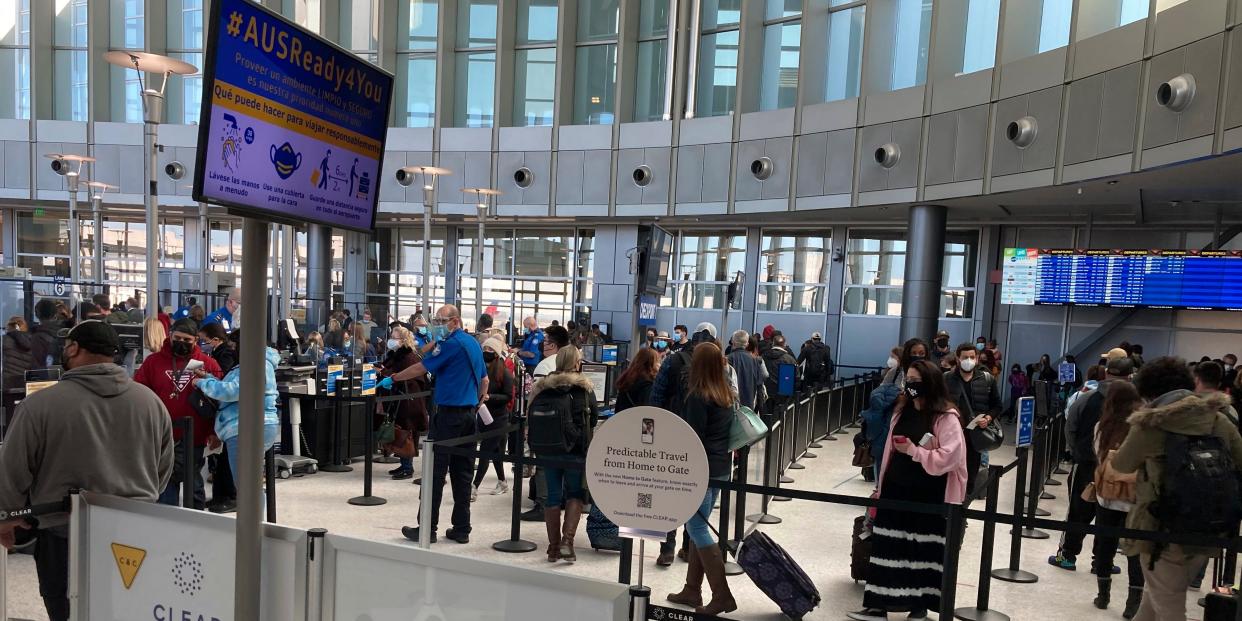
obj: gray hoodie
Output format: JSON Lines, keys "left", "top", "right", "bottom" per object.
{"left": 0, "top": 363, "right": 173, "bottom": 530}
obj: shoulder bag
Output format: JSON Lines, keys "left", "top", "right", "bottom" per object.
{"left": 729, "top": 403, "right": 769, "bottom": 451}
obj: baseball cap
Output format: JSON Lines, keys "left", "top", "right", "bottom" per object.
{"left": 694, "top": 322, "right": 718, "bottom": 339}
{"left": 812, "top": 331, "right": 822, "bottom": 340}
{"left": 57, "top": 320, "right": 120, "bottom": 356}
{"left": 1106, "top": 356, "right": 1135, "bottom": 377}
{"left": 1105, "top": 348, "right": 1129, "bottom": 361}
{"left": 171, "top": 318, "right": 198, "bottom": 336}
{"left": 935, "top": 330, "right": 950, "bottom": 339}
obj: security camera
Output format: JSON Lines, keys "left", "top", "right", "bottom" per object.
{"left": 49, "top": 158, "right": 70, "bottom": 176}
{"left": 750, "top": 157, "right": 773, "bottom": 180}
{"left": 1006, "top": 116, "right": 1038, "bottom": 148}
{"left": 1157, "top": 73, "right": 1196, "bottom": 112}
{"left": 874, "top": 143, "right": 901, "bottom": 169}
{"left": 165, "top": 161, "right": 186, "bottom": 180}
{"left": 632, "top": 165, "right": 653, "bottom": 187}
{"left": 513, "top": 167, "right": 534, "bottom": 189}
{"left": 395, "top": 168, "right": 415, "bottom": 186}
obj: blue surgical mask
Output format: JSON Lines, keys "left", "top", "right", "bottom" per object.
{"left": 976, "top": 343, "right": 985, "bottom": 351}
{"left": 416, "top": 326, "right": 428, "bottom": 336}
{"left": 386, "top": 338, "right": 399, "bottom": 350}
{"left": 430, "top": 324, "right": 450, "bottom": 341}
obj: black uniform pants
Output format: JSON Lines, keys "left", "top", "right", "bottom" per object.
{"left": 427, "top": 405, "right": 476, "bottom": 533}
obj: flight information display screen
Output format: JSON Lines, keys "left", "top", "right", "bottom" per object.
{"left": 1001, "top": 248, "right": 1242, "bottom": 311}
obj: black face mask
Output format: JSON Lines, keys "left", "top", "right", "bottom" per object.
{"left": 483, "top": 351, "right": 497, "bottom": 363}
{"left": 910, "top": 354, "right": 926, "bottom": 363}
{"left": 171, "top": 340, "right": 193, "bottom": 357}
{"left": 905, "top": 380, "right": 927, "bottom": 399}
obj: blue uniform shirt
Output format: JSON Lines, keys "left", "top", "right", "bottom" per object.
{"left": 202, "top": 306, "right": 234, "bottom": 330}
{"left": 415, "top": 331, "right": 431, "bottom": 350}
{"left": 422, "top": 328, "right": 486, "bottom": 407}
{"left": 520, "top": 329, "right": 544, "bottom": 370}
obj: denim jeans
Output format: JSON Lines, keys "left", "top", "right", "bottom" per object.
{"left": 544, "top": 459, "right": 585, "bottom": 508}
{"left": 685, "top": 476, "right": 729, "bottom": 548}
{"left": 223, "top": 425, "right": 280, "bottom": 513}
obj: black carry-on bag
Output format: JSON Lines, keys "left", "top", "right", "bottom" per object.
{"left": 850, "top": 514, "right": 871, "bottom": 582}
{"left": 736, "top": 530, "right": 822, "bottom": 619}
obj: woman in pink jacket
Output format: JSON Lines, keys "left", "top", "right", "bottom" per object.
{"left": 849, "top": 359, "right": 968, "bottom": 621}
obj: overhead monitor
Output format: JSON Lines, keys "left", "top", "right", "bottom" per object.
{"left": 193, "top": 0, "right": 393, "bottom": 233}
{"left": 639, "top": 225, "right": 674, "bottom": 295}
{"left": 1001, "top": 248, "right": 1242, "bottom": 311}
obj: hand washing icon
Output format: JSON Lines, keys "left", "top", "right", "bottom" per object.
{"left": 269, "top": 142, "right": 302, "bottom": 179}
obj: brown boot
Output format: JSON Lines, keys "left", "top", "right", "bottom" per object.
{"left": 543, "top": 507, "right": 562, "bottom": 562}
{"left": 694, "top": 544, "right": 737, "bottom": 616}
{"left": 666, "top": 542, "right": 703, "bottom": 608}
{"left": 560, "top": 499, "right": 583, "bottom": 562}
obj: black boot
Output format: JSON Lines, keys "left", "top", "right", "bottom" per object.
{"left": 1122, "top": 586, "right": 1142, "bottom": 619}
{"left": 1093, "top": 577, "right": 1111, "bottom": 610}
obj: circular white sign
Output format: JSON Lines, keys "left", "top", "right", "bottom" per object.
{"left": 585, "top": 406, "right": 709, "bottom": 538}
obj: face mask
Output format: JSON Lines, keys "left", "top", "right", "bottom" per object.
{"left": 430, "top": 324, "right": 450, "bottom": 341}
{"left": 886, "top": 356, "right": 899, "bottom": 369}
{"left": 959, "top": 358, "right": 977, "bottom": 372}
{"left": 417, "top": 326, "right": 428, "bottom": 336}
{"left": 905, "top": 381, "right": 926, "bottom": 399}
{"left": 386, "top": 339, "right": 399, "bottom": 350}
{"left": 342, "top": 339, "right": 352, "bottom": 350}
{"left": 976, "top": 343, "right": 985, "bottom": 351}
{"left": 910, "top": 354, "right": 925, "bottom": 363}
{"left": 483, "top": 351, "right": 497, "bottom": 363}
{"left": 199, "top": 340, "right": 213, "bottom": 355}
{"left": 936, "top": 339, "right": 948, "bottom": 347}
{"left": 1227, "top": 364, "right": 1236, "bottom": 372}
{"left": 171, "top": 340, "right": 193, "bottom": 357}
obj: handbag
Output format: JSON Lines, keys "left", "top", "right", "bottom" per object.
{"left": 385, "top": 426, "right": 417, "bottom": 459}
{"left": 1081, "top": 481, "right": 1098, "bottom": 503}
{"left": 729, "top": 404, "right": 769, "bottom": 450}
{"left": 376, "top": 415, "right": 397, "bottom": 445}
{"left": 189, "top": 388, "right": 219, "bottom": 420}
{"left": 1094, "top": 449, "right": 1137, "bottom": 503}
{"left": 969, "top": 417, "right": 1005, "bottom": 452}
{"left": 851, "top": 442, "right": 874, "bottom": 468}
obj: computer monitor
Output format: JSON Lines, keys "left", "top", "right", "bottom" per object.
{"left": 580, "top": 363, "right": 610, "bottom": 405}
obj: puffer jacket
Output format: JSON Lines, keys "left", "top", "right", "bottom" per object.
{"left": 2, "top": 331, "right": 46, "bottom": 390}
{"left": 1113, "top": 389, "right": 1242, "bottom": 557}
{"left": 944, "top": 369, "right": 1002, "bottom": 423}
{"left": 196, "top": 347, "right": 282, "bottom": 443}
{"left": 861, "top": 382, "right": 901, "bottom": 464}
{"left": 530, "top": 371, "right": 600, "bottom": 457}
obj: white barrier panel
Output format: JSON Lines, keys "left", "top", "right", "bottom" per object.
{"left": 69, "top": 492, "right": 307, "bottom": 621}
{"left": 320, "top": 534, "right": 629, "bottom": 621}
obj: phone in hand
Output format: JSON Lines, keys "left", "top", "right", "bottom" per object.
{"left": 893, "top": 436, "right": 908, "bottom": 445}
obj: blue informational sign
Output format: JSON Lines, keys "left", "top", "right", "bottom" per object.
{"left": 601, "top": 345, "right": 618, "bottom": 365}
{"left": 193, "top": 0, "right": 393, "bottom": 232}
{"left": 1017, "top": 396, "right": 1035, "bottom": 448}
{"left": 1057, "top": 362, "right": 1077, "bottom": 384}
{"left": 637, "top": 295, "right": 658, "bottom": 327}
{"left": 778, "top": 363, "right": 796, "bottom": 397}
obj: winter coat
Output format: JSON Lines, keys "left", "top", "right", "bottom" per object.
{"left": 615, "top": 376, "right": 653, "bottom": 412}
{"left": 3, "top": 331, "right": 47, "bottom": 390}
{"left": 727, "top": 349, "right": 765, "bottom": 411}
{"left": 797, "top": 340, "right": 835, "bottom": 384}
{"left": 877, "top": 404, "right": 969, "bottom": 505}
{"left": 680, "top": 393, "right": 734, "bottom": 478}
{"left": 530, "top": 371, "right": 599, "bottom": 457}
{"left": 1113, "top": 390, "right": 1242, "bottom": 557}
{"left": 486, "top": 363, "right": 515, "bottom": 413}
{"left": 30, "top": 321, "right": 64, "bottom": 368}
{"left": 944, "top": 369, "right": 1002, "bottom": 424}
{"left": 380, "top": 345, "right": 428, "bottom": 434}
{"left": 134, "top": 340, "right": 224, "bottom": 446}
{"left": 762, "top": 347, "right": 797, "bottom": 396}
{"left": 861, "top": 382, "right": 901, "bottom": 463}
{"left": 196, "top": 347, "right": 282, "bottom": 443}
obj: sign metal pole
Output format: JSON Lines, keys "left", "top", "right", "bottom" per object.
{"left": 235, "top": 217, "right": 269, "bottom": 619}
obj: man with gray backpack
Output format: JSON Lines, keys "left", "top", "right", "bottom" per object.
{"left": 1113, "top": 356, "right": 1242, "bottom": 621}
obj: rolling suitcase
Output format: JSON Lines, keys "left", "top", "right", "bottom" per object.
{"left": 1204, "top": 590, "right": 1237, "bottom": 620}
{"left": 851, "top": 515, "right": 871, "bottom": 582}
{"left": 586, "top": 504, "right": 622, "bottom": 551}
{"left": 737, "top": 530, "right": 821, "bottom": 620}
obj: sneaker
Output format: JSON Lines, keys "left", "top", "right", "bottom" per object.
{"left": 1048, "top": 553, "right": 1077, "bottom": 571}
{"left": 412, "top": 477, "right": 421, "bottom": 486}
{"left": 444, "top": 528, "right": 470, "bottom": 544}
{"left": 207, "top": 498, "right": 237, "bottom": 514}
{"left": 907, "top": 609, "right": 928, "bottom": 620}
{"left": 1112, "top": 564, "right": 1122, "bottom": 575}
{"left": 401, "top": 526, "right": 436, "bottom": 544}
{"left": 470, "top": 486, "right": 479, "bottom": 503}
{"left": 656, "top": 551, "right": 675, "bottom": 567}
{"left": 491, "top": 480, "right": 510, "bottom": 495}
{"left": 391, "top": 469, "right": 413, "bottom": 480}
{"left": 846, "top": 609, "right": 888, "bottom": 621}
{"left": 388, "top": 465, "right": 407, "bottom": 476}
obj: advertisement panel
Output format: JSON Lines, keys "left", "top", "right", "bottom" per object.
{"left": 193, "top": 0, "right": 393, "bottom": 232}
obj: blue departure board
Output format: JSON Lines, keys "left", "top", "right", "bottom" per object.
{"left": 1001, "top": 248, "right": 1242, "bottom": 311}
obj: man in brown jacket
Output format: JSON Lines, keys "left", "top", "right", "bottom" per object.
{"left": 1114, "top": 356, "right": 1242, "bottom": 621}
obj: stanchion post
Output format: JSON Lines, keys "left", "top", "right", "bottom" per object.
{"left": 348, "top": 396, "right": 387, "bottom": 506}
{"left": 418, "top": 437, "right": 435, "bottom": 548}
{"left": 619, "top": 538, "right": 634, "bottom": 585}
{"left": 629, "top": 585, "right": 651, "bottom": 621}
{"left": 493, "top": 415, "right": 538, "bottom": 553}
{"left": 1023, "top": 426, "right": 1051, "bottom": 538}
{"left": 992, "top": 447, "right": 1038, "bottom": 583}
{"left": 181, "top": 418, "right": 195, "bottom": 509}
{"left": 265, "top": 448, "right": 277, "bottom": 522}
{"left": 747, "top": 420, "right": 782, "bottom": 525}
{"left": 305, "top": 529, "right": 326, "bottom": 621}
{"left": 822, "top": 389, "right": 839, "bottom": 442}
{"left": 732, "top": 445, "right": 749, "bottom": 550}
{"left": 1, "top": 519, "right": 7, "bottom": 621}
{"left": 939, "top": 503, "right": 964, "bottom": 620}
{"left": 955, "top": 465, "right": 1011, "bottom": 621}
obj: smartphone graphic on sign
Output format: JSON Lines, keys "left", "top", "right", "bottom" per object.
{"left": 641, "top": 418, "right": 655, "bottom": 444}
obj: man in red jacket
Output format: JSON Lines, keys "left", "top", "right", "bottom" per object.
{"left": 135, "top": 319, "right": 222, "bottom": 509}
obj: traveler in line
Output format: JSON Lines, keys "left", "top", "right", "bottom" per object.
{"left": 529, "top": 346, "right": 598, "bottom": 563}
{"left": 1090, "top": 381, "right": 1145, "bottom": 618}
{"left": 797, "top": 331, "right": 835, "bottom": 392}
{"left": 0, "top": 320, "right": 172, "bottom": 621}
{"left": 381, "top": 326, "right": 428, "bottom": 480}
{"left": 931, "top": 330, "right": 952, "bottom": 363}
{"left": 30, "top": 299, "right": 67, "bottom": 368}
{"left": 475, "top": 313, "right": 494, "bottom": 345}
{"left": 848, "top": 359, "right": 968, "bottom": 621}
{"left": 944, "top": 342, "right": 1002, "bottom": 503}
{"left": 1113, "top": 356, "right": 1242, "bottom": 621}
{"left": 1223, "top": 353, "right": 1237, "bottom": 390}
{"left": 1006, "top": 363, "right": 1029, "bottom": 420}
{"left": 191, "top": 329, "right": 281, "bottom": 512}
{"left": 666, "top": 343, "right": 737, "bottom": 615}
{"left": 197, "top": 322, "right": 237, "bottom": 513}
{"left": 615, "top": 347, "right": 660, "bottom": 411}
{"left": 3, "top": 316, "right": 47, "bottom": 398}
{"left": 860, "top": 346, "right": 903, "bottom": 482}
{"left": 472, "top": 338, "right": 514, "bottom": 500}
{"left": 136, "top": 319, "right": 223, "bottom": 509}
{"left": 522, "top": 324, "right": 573, "bottom": 522}
{"left": 882, "top": 339, "right": 927, "bottom": 389}
{"left": 384, "top": 305, "right": 488, "bottom": 545}
{"left": 727, "top": 330, "right": 765, "bottom": 412}
{"left": 671, "top": 324, "right": 690, "bottom": 352}
{"left": 761, "top": 334, "right": 798, "bottom": 415}
{"left": 1193, "top": 361, "right": 1238, "bottom": 423}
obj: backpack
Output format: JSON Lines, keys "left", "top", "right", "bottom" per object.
{"left": 663, "top": 350, "right": 693, "bottom": 414}
{"left": 802, "top": 343, "right": 834, "bottom": 382}
{"left": 1151, "top": 432, "right": 1242, "bottom": 542}
{"left": 527, "top": 389, "right": 582, "bottom": 455}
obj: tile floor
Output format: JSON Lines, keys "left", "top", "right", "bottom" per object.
{"left": 5, "top": 433, "right": 1211, "bottom": 621}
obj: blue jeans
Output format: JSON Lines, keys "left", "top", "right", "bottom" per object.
{"left": 686, "top": 476, "right": 729, "bottom": 548}
{"left": 544, "top": 459, "right": 585, "bottom": 508}
{"left": 223, "top": 425, "right": 280, "bottom": 513}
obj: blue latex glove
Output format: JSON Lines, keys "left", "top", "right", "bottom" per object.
{"left": 378, "top": 376, "right": 394, "bottom": 390}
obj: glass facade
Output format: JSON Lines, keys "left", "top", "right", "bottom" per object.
{"left": 758, "top": 6, "right": 800, "bottom": 111}
{"left": 514, "top": 0, "right": 557, "bottom": 127}
{"left": 574, "top": 0, "right": 618, "bottom": 125}
{"left": 889, "top": 0, "right": 933, "bottom": 90}
{"left": 824, "top": 4, "right": 864, "bottom": 102}
{"left": 758, "top": 231, "right": 832, "bottom": 313}
{"left": 455, "top": 228, "right": 594, "bottom": 328}
{"left": 455, "top": 0, "right": 496, "bottom": 127}
{"left": 53, "top": 0, "right": 88, "bottom": 121}
{"left": 1077, "top": 0, "right": 1149, "bottom": 40}
{"left": 167, "top": 0, "right": 204, "bottom": 124}
{"left": 109, "top": 0, "right": 144, "bottom": 122}
{"left": 660, "top": 231, "right": 747, "bottom": 310}
{"left": 633, "top": 0, "right": 670, "bottom": 122}
{"left": 843, "top": 231, "right": 977, "bottom": 317}
{"left": 397, "top": 0, "right": 437, "bottom": 128}
{"left": 0, "top": 0, "right": 31, "bottom": 119}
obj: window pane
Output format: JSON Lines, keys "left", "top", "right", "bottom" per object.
{"left": 1157, "top": 0, "right": 1192, "bottom": 11}
{"left": 638, "top": 0, "right": 669, "bottom": 38}
{"left": 110, "top": 66, "right": 143, "bottom": 123}
{"left": 575, "top": 230, "right": 595, "bottom": 282}
{"left": 759, "top": 22, "right": 799, "bottom": 111}
{"left": 765, "top": 0, "right": 801, "bottom": 20}
{"left": 54, "top": 0, "right": 88, "bottom": 47}
{"left": 54, "top": 50, "right": 88, "bottom": 121}
{"left": 399, "top": 55, "right": 436, "bottom": 127}
{"left": 514, "top": 230, "right": 570, "bottom": 278}
{"left": 399, "top": 0, "right": 438, "bottom": 51}
{"left": 454, "top": 51, "right": 495, "bottom": 127}
{"left": 167, "top": 0, "right": 204, "bottom": 50}
{"left": 1038, "top": 0, "right": 1072, "bottom": 52}
{"left": 110, "top": 0, "right": 144, "bottom": 49}
{"left": 676, "top": 233, "right": 746, "bottom": 282}
{"left": 941, "top": 289, "right": 974, "bottom": 318}
{"left": 634, "top": 38, "right": 668, "bottom": 122}
{"left": 701, "top": 0, "right": 741, "bottom": 30}
{"left": 339, "top": 0, "right": 378, "bottom": 53}
{"left": 1077, "top": 0, "right": 1148, "bottom": 40}
{"left": 18, "top": 212, "right": 68, "bottom": 256}
{"left": 824, "top": 6, "right": 864, "bottom": 102}
{"left": 517, "top": 0, "right": 558, "bottom": 44}
{"left": 0, "top": 0, "right": 30, "bottom": 46}
{"left": 758, "top": 284, "right": 828, "bottom": 313}
{"left": 961, "top": 0, "right": 1001, "bottom": 73}
{"left": 845, "top": 235, "right": 906, "bottom": 286}
{"left": 0, "top": 49, "right": 31, "bottom": 119}
{"left": 760, "top": 232, "right": 830, "bottom": 284}
{"left": 457, "top": 0, "right": 497, "bottom": 48}
{"left": 573, "top": 44, "right": 616, "bottom": 125}
{"left": 843, "top": 286, "right": 903, "bottom": 315}
{"left": 695, "top": 30, "right": 738, "bottom": 117}
{"left": 890, "top": 0, "right": 932, "bottom": 90}
{"left": 577, "top": 0, "right": 620, "bottom": 42}
{"left": 514, "top": 48, "right": 556, "bottom": 127}
{"left": 168, "top": 52, "right": 203, "bottom": 124}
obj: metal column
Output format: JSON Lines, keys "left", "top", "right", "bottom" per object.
{"left": 306, "top": 223, "right": 334, "bottom": 327}
{"left": 234, "top": 218, "right": 269, "bottom": 620}
{"left": 899, "top": 205, "right": 947, "bottom": 343}
{"left": 143, "top": 118, "right": 160, "bottom": 315}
